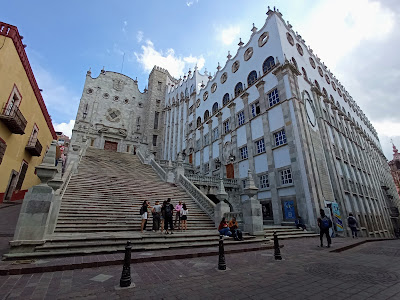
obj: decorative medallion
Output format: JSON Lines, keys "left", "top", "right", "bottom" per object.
{"left": 318, "top": 66, "right": 323, "bottom": 77}
{"left": 258, "top": 32, "right": 269, "bottom": 47}
{"left": 296, "top": 43, "right": 304, "bottom": 56}
{"left": 244, "top": 47, "right": 254, "bottom": 61}
{"left": 103, "top": 93, "right": 109, "bottom": 99}
{"left": 309, "top": 57, "right": 316, "bottom": 69}
{"left": 211, "top": 83, "right": 217, "bottom": 93}
{"left": 87, "top": 88, "right": 93, "bottom": 94}
{"left": 112, "top": 79, "right": 125, "bottom": 91}
{"left": 203, "top": 91, "right": 209, "bottom": 101}
{"left": 325, "top": 74, "right": 330, "bottom": 84}
{"left": 232, "top": 61, "right": 240, "bottom": 73}
{"left": 286, "top": 32, "right": 294, "bottom": 46}
{"left": 106, "top": 108, "right": 121, "bottom": 122}
{"left": 220, "top": 72, "right": 227, "bottom": 84}
{"left": 113, "top": 96, "right": 119, "bottom": 101}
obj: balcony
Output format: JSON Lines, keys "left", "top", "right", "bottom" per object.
{"left": 25, "top": 137, "right": 42, "bottom": 156}
{"left": 389, "top": 207, "right": 399, "bottom": 218}
{"left": 0, "top": 103, "right": 27, "bottom": 134}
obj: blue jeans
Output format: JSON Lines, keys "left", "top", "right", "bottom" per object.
{"left": 219, "top": 227, "right": 232, "bottom": 236}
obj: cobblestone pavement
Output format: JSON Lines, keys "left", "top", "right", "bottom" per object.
{"left": 1, "top": 238, "right": 400, "bottom": 300}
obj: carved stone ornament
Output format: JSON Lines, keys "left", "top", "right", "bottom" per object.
{"left": 106, "top": 108, "right": 121, "bottom": 122}
{"left": 112, "top": 79, "right": 125, "bottom": 91}
{"left": 232, "top": 61, "right": 240, "bottom": 73}
{"left": 258, "top": 32, "right": 269, "bottom": 47}
{"left": 220, "top": 72, "right": 227, "bottom": 84}
{"left": 244, "top": 47, "right": 254, "bottom": 61}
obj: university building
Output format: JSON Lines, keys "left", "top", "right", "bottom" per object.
{"left": 71, "top": 8, "right": 399, "bottom": 235}
{"left": 0, "top": 21, "right": 56, "bottom": 203}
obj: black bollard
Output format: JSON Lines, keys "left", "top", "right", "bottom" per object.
{"left": 218, "top": 235, "right": 226, "bottom": 270}
{"left": 273, "top": 231, "right": 282, "bottom": 260}
{"left": 120, "top": 241, "right": 132, "bottom": 287}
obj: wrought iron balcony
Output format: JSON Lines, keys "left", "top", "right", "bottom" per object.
{"left": 25, "top": 137, "right": 43, "bottom": 156}
{"left": 0, "top": 103, "right": 27, "bottom": 134}
{"left": 389, "top": 207, "right": 399, "bottom": 218}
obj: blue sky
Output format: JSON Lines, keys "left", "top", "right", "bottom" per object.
{"left": 2, "top": 0, "right": 400, "bottom": 159}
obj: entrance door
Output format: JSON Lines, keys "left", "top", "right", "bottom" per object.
{"left": 283, "top": 200, "right": 296, "bottom": 220}
{"left": 104, "top": 141, "right": 118, "bottom": 151}
{"left": 4, "top": 170, "right": 18, "bottom": 201}
{"left": 261, "top": 201, "right": 273, "bottom": 221}
{"left": 226, "top": 163, "right": 234, "bottom": 179}
{"left": 188, "top": 153, "right": 193, "bottom": 164}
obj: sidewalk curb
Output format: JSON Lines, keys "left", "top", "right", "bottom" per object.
{"left": 329, "top": 238, "right": 396, "bottom": 253}
{"left": 0, "top": 244, "right": 277, "bottom": 276}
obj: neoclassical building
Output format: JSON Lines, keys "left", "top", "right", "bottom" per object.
{"left": 71, "top": 8, "right": 399, "bottom": 235}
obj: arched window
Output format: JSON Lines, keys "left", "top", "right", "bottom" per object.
{"left": 212, "top": 102, "right": 219, "bottom": 115}
{"left": 234, "top": 82, "right": 243, "bottom": 97}
{"left": 247, "top": 70, "right": 258, "bottom": 86}
{"left": 292, "top": 57, "right": 298, "bottom": 70}
{"left": 204, "top": 110, "right": 210, "bottom": 121}
{"left": 262, "top": 56, "right": 275, "bottom": 74}
{"left": 223, "top": 93, "right": 230, "bottom": 106}
{"left": 197, "top": 116, "right": 202, "bottom": 128}
{"left": 314, "top": 80, "right": 320, "bottom": 91}
{"left": 302, "top": 67, "right": 307, "bottom": 79}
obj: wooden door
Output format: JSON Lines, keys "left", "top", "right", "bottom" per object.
{"left": 226, "top": 163, "right": 234, "bottom": 179}
{"left": 104, "top": 141, "right": 118, "bottom": 151}
{"left": 188, "top": 154, "right": 193, "bottom": 164}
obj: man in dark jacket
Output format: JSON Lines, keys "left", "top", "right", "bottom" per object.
{"left": 317, "top": 209, "right": 332, "bottom": 248}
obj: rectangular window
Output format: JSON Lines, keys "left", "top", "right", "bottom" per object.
{"left": 268, "top": 88, "right": 280, "bottom": 107}
{"left": 274, "top": 129, "right": 287, "bottom": 146}
{"left": 157, "top": 81, "right": 162, "bottom": 91}
{"left": 240, "top": 145, "right": 248, "bottom": 159}
{"left": 154, "top": 112, "right": 159, "bottom": 129}
{"left": 204, "top": 163, "right": 209, "bottom": 173}
{"left": 223, "top": 120, "right": 230, "bottom": 134}
{"left": 0, "top": 138, "right": 7, "bottom": 165}
{"left": 255, "top": 138, "right": 266, "bottom": 154}
{"left": 196, "top": 139, "right": 201, "bottom": 150}
{"left": 280, "top": 168, "right": 293, "bottom": 185}
{"left": 156, "top": 99, "right": 161, "bottom": 107}
{"left": 237, "top": 111, "right": 245, "bottom": 126}
{"left": 242, "top": 179, "right": 247, "bottom": 189}
{"left": 212, "top": 127, "right": 219, "bottom": 141}
{"left": 152, "top": 135, "right": 157, "bottom": 146}
{"left": 259, "top": 174, "right": 269, "bottom": 189}
{"left": 250, "top": 101, "right": 260, "bottom": 117}
{"left": 126, "top": 145, "right": 130, "bottom": 152}
{"left": 204, "top": 133, "right": 209, "bottom": 145}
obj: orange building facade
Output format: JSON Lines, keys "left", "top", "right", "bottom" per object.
{"left": 0, "top": 21, "right": 56, "bottom": 203}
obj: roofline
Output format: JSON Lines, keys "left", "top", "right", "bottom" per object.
{"left": 0, "top": 21, "right": 57, "bottom": 139}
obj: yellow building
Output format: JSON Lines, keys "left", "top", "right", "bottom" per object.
{"left": 0, "top": 21, "right": 56, "bottom": 203}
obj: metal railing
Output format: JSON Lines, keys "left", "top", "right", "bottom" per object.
{"left": 178, "top": 174, "right": 215, "bottom": 218}
{"left": 0, "top": 103, "right": 27, "bottom": 133}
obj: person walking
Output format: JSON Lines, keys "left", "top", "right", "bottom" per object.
{"left": 180, "top": 203, "right": 188, "bottom": 231}
{"left": 317, "top": 209, "right": 332, "bottom": 248}
{"left": 140, "top": 200, "right": 149, "bottom": 233}
{"left": 160, "top": 200, "right": 167, "bottom": 233}
{"left": 164, "top": 198, "right": 174, "bottom": 234}
{"left": 152, "top": 201, "right": 162, "bottom": 232}
{"left": 347, "top": 213, "right": 358, "bottom": 238}
{"left": 174, "top": 201, "right": 183, "bottom": 230}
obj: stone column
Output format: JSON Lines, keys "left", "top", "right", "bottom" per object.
{"left": 242, "top": 170, "right": 264, "bottom": 235}
{"left": 240, "top": 92, "right": 256, "bottom": 175}
{"left": 216, "top": 112, "right": 224, "bottom": 177}
{"left": 12, "top": 140, "right": 58, "bottom": 243}
{"left": 207, "top": 119, "right": 213, "bottom": 171}
{"left": 199, "top": 125, "right": 204, "bottom": 173}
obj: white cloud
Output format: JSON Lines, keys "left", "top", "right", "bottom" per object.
{"left": 136, "top": 30, "right": 143, "bottom": 43}
{"left": 186, "top": 0, "right": 198, "bottom": 7}
{"left": 300, "top": 0, "right": 395, "bottom": 69}
{"left": 122, "top": 21, "right": 128, "bottom": 33}
{"left": 220, "top": 26, "right": 241, "bottom": 45}
{"left": 53, "top": 120, "right": 75, "bottom": 138}
{"left": 134, "top": 40, "right": 205, "bottom": 78}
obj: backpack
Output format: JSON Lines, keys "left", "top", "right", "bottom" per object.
{"left": 321, "top": 216, "right": 332, "bottom": 229}
{"left": 348, "top": 216, "right": 356, "bottom": 226}
{"left": 165, "top": 204, "right": 172, "bottom": 217}
{"left": 139, "top": 206, "right": 145, "bottom": 215}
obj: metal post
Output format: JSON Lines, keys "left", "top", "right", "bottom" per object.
{"left": 120, "top": 241, "right": 132, "bottom": 287}
{"left": 273, "top": 231, "right": 282, "bottom": 260}
{"left": 218, "top": 235, "right": 226, "bottom": 270}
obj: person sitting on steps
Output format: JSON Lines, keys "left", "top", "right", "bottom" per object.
{"left": 295, "top": 215, "right": 307, "bottom": 231}
{"left": 218, "top": 217, "right": 232, "bottom": 237}
{"left": 228, "top": 217, "right": 243, "bottom": 241}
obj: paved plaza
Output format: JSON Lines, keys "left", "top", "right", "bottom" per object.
{"left": 1, "top": 237, "right": 400, "bottom": 300}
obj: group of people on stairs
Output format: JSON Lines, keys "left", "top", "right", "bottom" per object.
{"left": 140, "top": 198, "right": 188, "bottom": 234}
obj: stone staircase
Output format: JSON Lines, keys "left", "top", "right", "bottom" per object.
{"left": 264, "top": 225, "right": 319, "bottom": 240}
{"left": 5, "top": 148, "right": 267, "bottom": 259}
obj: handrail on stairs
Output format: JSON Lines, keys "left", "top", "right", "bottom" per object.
{"left": 150, "top": 158, "right": 166, "bottom": 181}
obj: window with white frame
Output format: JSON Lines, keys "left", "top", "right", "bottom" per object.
{"left": 255, "top": 138, "right": 266, "bottom": 154}
{"left": 250, "top": 101, "right": 260, "bottom": 118}
{"left": 259, "top": 174, "right": 269, "bottom": 189}
{"left": 268, "top": 88, "right": 280, "bottom": 107}
{"left": 274, "top": 129, "right": 287, "bottom": 146}
{"left": 212, "top": 127, "right": 219, "bottom": 141}
{"left": 223, "top": 120, "right": 230, "bottom": 134}
{"left": 204, "top": 133, "right": 209, "bottom": 145}
{"left": 237, "top": 111, "right": 245, "bottom": 126}
{"left": 240, "top": 145, "right": 248, "bottom": 159}
{"left": 280, "top": 168, "right": 293, "bottom": 185}
{"left": 196, "top": 139, "right": 201, "bottom": 150}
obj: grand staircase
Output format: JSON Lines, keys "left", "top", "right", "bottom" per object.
{"left": 6, "top": 148, "right": 266, "bottom": 258}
